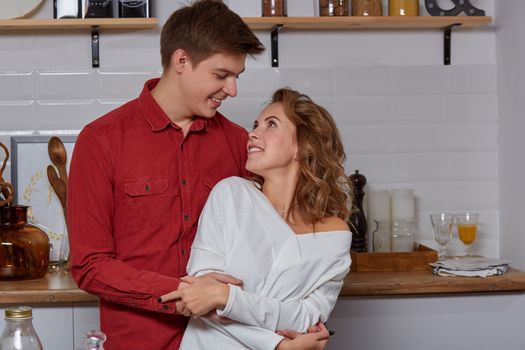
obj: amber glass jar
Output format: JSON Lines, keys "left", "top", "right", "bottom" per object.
{"left": 389, "top": 0, "right": 419, "bottom": 16}
{"left": 319, "top": 0, "right": 348, "bottom": 16}
{"left": 0, "top": 205, "right": 49, "bottom": 279}
{"left": 352, "top": 0, "right": 382, "bottom": 16}
{"left": 262, "top": 0, "right": 287, "bottom": 16}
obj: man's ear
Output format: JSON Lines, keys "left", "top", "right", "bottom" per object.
{"left": 172, "top": 49, "right": 189, "bottom": 73}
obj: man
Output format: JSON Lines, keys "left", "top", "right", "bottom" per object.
{"left": 68, "top": 1, "right": 328, "bottom": 349}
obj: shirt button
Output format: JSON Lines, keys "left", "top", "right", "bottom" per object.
{"left": 145, "top": 184, "right": 151, "bottom": 191}
{"left": 162, "top": 304, "right": 169, "bottom": 311}
{"left": 181, "top": 179, "right": 187, "bottom": 186}
{"left": 181, "top": 249, "right": 185, "bottom": 256}
{"left": 184, "top": 214, "right": 190, "bottom": 221}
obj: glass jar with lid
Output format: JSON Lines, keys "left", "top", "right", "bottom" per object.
{"left": 352, "top": 0, "right": 382, "bottom": 16}
{"left": 372, "top": 220, "right": 391, "bottom": 252}
{"left": 0, "top": 306, "right": 43, "bottom": 350}
{"left": 262, "top": 0, "right": 287, "bottom": 16}
{"left": 391, "top": 219, "right": 416, "bottom": 252}
{"left": 319, "top": 0, "right": 348, "bottom": 16}
{"left": 389, "top": 0, "right": 419, "bottom": 16}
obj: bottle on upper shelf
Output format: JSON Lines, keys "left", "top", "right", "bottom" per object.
{"left": 262, "top": 0, "right": 287, "bottom": 17}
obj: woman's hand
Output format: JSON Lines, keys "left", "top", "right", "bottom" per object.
{"left": 275, "top": 322, "right": 330, "bottom": 350}
{"left": 160, "top": 273, "right": 239, "bottom": 317}
{"left": 178, "top": 275, "right": 230, "bottom": 316}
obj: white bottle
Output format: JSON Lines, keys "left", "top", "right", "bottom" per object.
{"left": 0, "top": 306, "right": 43, "bottom": 350}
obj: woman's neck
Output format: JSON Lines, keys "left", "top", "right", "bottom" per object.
{"left": 262, "top": 175, "right": 297, "bottom": 220}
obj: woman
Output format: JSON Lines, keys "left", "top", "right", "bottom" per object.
{"left": 162, "top": 88, "right": 352, "bottom": 349}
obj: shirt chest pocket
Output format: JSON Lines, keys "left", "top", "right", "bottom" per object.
{"left": 125, "top": 177, "right": 168, "bottom": 198}
{"left": 117, "top": 176, "right": 173, "bottom": 234}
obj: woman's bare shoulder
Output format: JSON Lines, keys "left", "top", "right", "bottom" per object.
{"left": 316, "top": 216, "right": 350, "bottom": 233}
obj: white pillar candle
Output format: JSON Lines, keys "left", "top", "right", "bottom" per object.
{"left": 391, "top": 189, "right": 415, "bottom": 222}
{"left": 366, "top": 190, "right": 390, "bottom": 252}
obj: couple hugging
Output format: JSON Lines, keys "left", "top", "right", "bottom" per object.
{"left": 68, "top": 1, "right": 352, "bottom": 349}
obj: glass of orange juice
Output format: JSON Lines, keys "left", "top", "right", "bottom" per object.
{"left": 455, "top": 213, "right": 479, "bottom": 256}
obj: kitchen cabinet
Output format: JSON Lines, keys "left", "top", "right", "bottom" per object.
{"left": 0, "top": 18, "right": 158, "bottom": 68}
{"left": 2, "top": 268, "right": 524, "bottom": 349}
{"left": 241, "top": 16, "right": 492, "bottom": 66}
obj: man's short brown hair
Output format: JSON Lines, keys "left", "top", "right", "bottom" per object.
{"left": 160, "top": 0, "right": 264, "bottom": 69}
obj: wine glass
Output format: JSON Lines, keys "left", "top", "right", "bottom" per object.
{"left": 430, "top": 213, "right": 454, "bottom": 260}
{"left": 455, "top": 213, "right": 479, "bottom": 256}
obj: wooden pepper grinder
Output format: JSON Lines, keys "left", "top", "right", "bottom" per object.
{"left": 349, "top": 170, "right": 367, "bottom": 252}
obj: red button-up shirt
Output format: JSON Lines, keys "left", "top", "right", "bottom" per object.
{"left": 68, "top": 78, "right": 249, "bottom": 350}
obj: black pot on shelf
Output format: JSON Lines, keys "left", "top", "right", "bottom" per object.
{"left": 118, "top": 0, "right": 152, "bottom": 18}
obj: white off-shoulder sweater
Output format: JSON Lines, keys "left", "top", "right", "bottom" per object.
{"left": 180, "top": 177, "right": 352, "bottom": 350}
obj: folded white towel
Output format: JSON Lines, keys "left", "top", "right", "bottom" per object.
{"left": 430, "top": 257, "right": 511, "bottom": 277}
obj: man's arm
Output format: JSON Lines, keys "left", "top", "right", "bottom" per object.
{"left": 68, "top": 127, "right": 180, "bottom": 313}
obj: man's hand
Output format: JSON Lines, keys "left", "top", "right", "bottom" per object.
{"left": 159, "top": 272, "right": 242, "bottom": 316}
{"left": 275, "top": 322, "right": 330, "bottom": 350}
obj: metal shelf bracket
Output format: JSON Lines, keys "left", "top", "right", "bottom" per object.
{"left": 271, "top": 24, "right": 283, "bottom": 67}
{"left": 443, "top": 23, "right": 461, "bottom": 65}
{"left": 91, "top": 25, "right": 100, "bottom": 68}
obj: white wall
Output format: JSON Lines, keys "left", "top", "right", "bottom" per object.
{"left": 0, "top": 0, "right": 499, "bottom": 257}
{"left": 496, "top": 1, "right": 525, "bottom": 270}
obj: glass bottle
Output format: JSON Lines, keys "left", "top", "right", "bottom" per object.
{"left": 389, "top": 0, "right": 419, "bottom": 16}
{"left": 391, "top": 219, "right": 416, "bottom": 252}
{"left": 372, "top": 220, "right": 391, "bottom": 252}
{"left": 319, "top": 0, "right": 348, "bottom": 16}
{"left": 262, "top": 0, "right": 287, "bottom": 16}
{"left": 83, "top": 330, "right": 107, "bottom": 350}
{"left": 351, "top": 0, "right": 382, "bottom": 16}
{"left": 0, "top": 205, "right": 50, "bottom": 280}
{"left": 0, "top": 306, "right": 43, "bottom": 350}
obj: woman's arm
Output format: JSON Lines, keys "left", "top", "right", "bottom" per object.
{"left": 216, "top": 271, "right": 347, "bottom": 332}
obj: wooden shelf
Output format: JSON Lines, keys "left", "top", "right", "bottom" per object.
{"left": 0, "top": 18, "right": 158, "bottom": 31}
{"left": 243, "top": 16, "right": 492, "bottom": 30}
{"left": 0, "top": 18, "right": 158, "bottom": 67}
{"left": 241, "top": 16, "right": 492, "bottom": 66}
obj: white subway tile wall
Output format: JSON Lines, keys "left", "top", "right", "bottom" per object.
{"left": 0, "top": 64, "right": 499, "bottom": 257}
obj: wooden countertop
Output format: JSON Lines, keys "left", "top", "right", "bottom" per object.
{"left": 0, "top": 273, "right": 97, "bottom": 305}
{"left": 342, "top": 267, "right": 525, "bottom": 296}
{"left": 2, "top": 268, "right": 525, "bottom": 305}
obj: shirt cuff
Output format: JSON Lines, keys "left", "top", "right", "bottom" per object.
{"left": 216, "top": 283, "right": 238, "bottom": 317}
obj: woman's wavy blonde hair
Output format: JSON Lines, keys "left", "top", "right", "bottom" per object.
{"left": 253, "top": 88, "right": 352, "bottom": 225}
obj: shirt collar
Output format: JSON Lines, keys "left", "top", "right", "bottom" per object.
{"left": 139, "top": 78, "right": 211, "bottom": 133}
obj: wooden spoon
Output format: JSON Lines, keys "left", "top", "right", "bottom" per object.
{"left": 47, "top": 165, "right": 67, "bottom": 223}
{"left": 47, "top": 136, "right": 68, "bottom": 186}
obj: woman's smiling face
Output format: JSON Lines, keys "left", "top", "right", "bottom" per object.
{"left": 246, "top": 102, "right": 298, "bottom": 178}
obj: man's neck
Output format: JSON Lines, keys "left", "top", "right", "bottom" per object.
{"left": 151, "top": 75, "right": 193, "bottom": 135}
